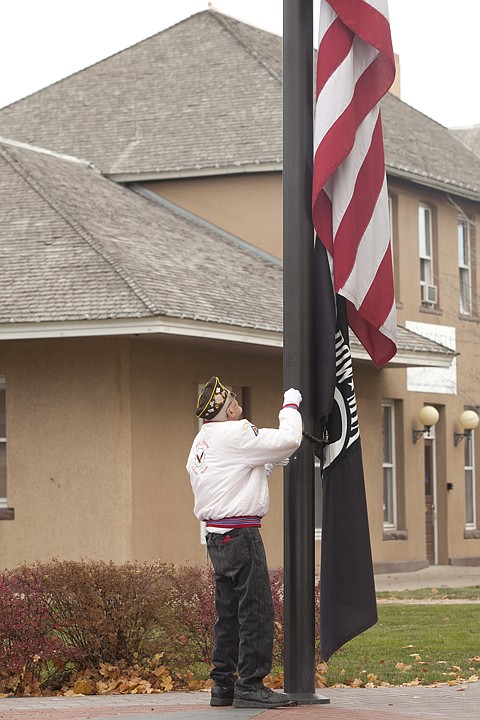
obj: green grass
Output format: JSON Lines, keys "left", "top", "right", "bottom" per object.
{"left": 323, "top": 604, "right": 480, "bottom": 687}
{"left": 376, "top": 586, "right": 480, "bottom": 601}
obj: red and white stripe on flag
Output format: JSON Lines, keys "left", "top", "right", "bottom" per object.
{"left": 312, "top": 0, "right": 397, "bottom": 368}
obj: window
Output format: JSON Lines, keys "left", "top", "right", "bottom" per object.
{"left": 458, "top": 218, "right": 472, "bottom": 315}
{"left": 0, "top": 377, "right": 6, "bottom": 508}
{"left": 383, "top": 402, "right": 396, "bottom": 528}
{"left": 465, "top": 427, "right": 476, "bottom": 529}
{"left": 314, "top": 457, "right": 323, "bottom": 540}
{"left": 388, "top": 194, "right": 399, "bottom": 298}
{"left": 419, "top": 205, "right": 436, "bottom": 305}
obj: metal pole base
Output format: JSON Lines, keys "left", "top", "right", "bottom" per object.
{"left": 288, "top": 692, "right": 331, "bottom": 705}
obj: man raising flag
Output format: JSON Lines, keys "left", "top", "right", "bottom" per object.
{"left": 312, "top": 0, "right": 397, "bottom": 662}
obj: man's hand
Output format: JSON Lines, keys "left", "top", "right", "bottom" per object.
{"left": 283, "top": 388, "right": 302, "bottom": 408}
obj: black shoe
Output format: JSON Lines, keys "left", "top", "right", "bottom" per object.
{"left": 233, "top": 686, "right": 297, "bottom": 708}
{"left": 210, "top": 684, "right": 234, "bottom": 707}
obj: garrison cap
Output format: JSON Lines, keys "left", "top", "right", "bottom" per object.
{"left": 196, "top": 376, "right": 229, "bottom": 420}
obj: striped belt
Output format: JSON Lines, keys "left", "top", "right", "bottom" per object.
{"left": 205, "top": 515, "right": 262, "bottom": 530}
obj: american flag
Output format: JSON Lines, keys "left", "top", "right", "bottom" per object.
{"left": 312, "top": 0, "right": 397, "bottom": 368}
{"left": 312, "top": 0, "right": 396, "bottom": 662}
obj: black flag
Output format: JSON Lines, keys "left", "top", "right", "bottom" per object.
{"left": 313, "top": 239, "right": 378, "bottom": 663}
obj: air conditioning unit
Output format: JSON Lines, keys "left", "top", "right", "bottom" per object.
{"left": 421, "top": 283, "right": 437, "bottom": 305}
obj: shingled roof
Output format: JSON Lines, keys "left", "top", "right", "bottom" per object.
{"left": 0, "top": 11, "right": 283, "bottom": 179}
{"left": 1, "top": 9, "right": 479, "bottom": 199}
{"left": 382, "top": 94, "right": 480, "bottom": 200}
{"left": 450, "top": 124, "right": 480, "bottom": 161}
{"left": 0, "top": 137, "right": 453, "bottom": 366}
{"left": 0, "top": 137, "right": 282, "bottom": 332}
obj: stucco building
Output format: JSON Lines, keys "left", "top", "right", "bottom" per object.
{"left": 0, "top": 10, "right": 479, "bottom": 572}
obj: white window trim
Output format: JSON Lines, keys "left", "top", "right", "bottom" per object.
{"left": 0, "top": 376, "right": 6, "bottom": 508}
{"left": 388, "top": 195, "right": 393, "bottom": 241}
{"left": 315, "top": 457, "right": 322, "bottom": 541}
{"left": 383, "top": 401, "right": 397, "bottom": 529}
{"left": 458, "top": 218, "right": 472, "bottom": 316}
{"left": 465, "top": 430, "right": 476, "bottom": 530}
{"left": 419, "top": 204, "right": 434, "bottom": 299}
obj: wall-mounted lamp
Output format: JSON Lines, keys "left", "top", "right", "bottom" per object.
{"left": 412, "top": 405, "right": 439, "bottom": 444}
{"left": 453, "top": 410, "right": 479, "bottom": 447}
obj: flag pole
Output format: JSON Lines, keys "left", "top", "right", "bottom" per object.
{"left": 283, "top": 0, "right": 329, "bottom": 704}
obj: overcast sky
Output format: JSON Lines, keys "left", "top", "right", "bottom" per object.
{"left": 1, "top": 0, "right": 478, "bottom": 128}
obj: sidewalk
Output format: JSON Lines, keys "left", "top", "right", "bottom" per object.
{"left": 374, "top": 564, "right": 479, "bottom": 592}
{"left": 1, "top": 683, "right": 480, "bottom": 720}
{"left": 0, "top": 565, "right": 478, "bottom": 720}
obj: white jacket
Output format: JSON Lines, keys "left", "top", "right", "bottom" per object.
{"left": 186, "top": 407, "right": 302, "bottom": 524}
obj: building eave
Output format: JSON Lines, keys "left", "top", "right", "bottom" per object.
{"left": 0, "top": 318, "right": 455, "bottom": 368}
{"left": 0, "top": 317, "right": 283, "bottom": 347}
{"left": 386, "top": 164, "right": 480, "bottom": 202}
{"left": 106, "top": 162, "right": 283, "bottom": 183}
{"left": 352, "top": 342, "right": 455, "bottom": 368}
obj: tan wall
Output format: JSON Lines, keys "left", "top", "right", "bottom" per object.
{"left": 144, "top": 173, "right": 283, "bottom": 259}
{"left": 2, "top": 176, "right": 480, "bottom": 571}
{"left": 0, "top": 337, "right": 133, "bottom": 568}
{"left": 0, "top": 334, "right": 287, "bottom": 570}
{"left": 128, "top": 337, "right": 285, "bottom": 568}
{"left": 386, "top": 179, "right": 480, "bottom": 566}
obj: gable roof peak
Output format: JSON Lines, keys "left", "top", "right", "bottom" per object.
{"left": 0, "top": 136, "right": 97, "bottom": 171}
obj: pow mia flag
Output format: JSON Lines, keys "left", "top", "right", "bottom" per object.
{"left": 313, "top": 239, "right": 378, "bottom": 663}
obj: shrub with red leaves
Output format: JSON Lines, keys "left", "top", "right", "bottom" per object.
{"left": 0, "top": 571, "right": 65, "bottom": 694}
{"left": 269, "top": 568, "right": 322, "bottom": 667}
{"left": 0, "top": 559, "right": 317, "bottom": 694}
{"left": 164, "top": 565, "right": 216, "bottom": 670}
{"left": 31, "top": 560, "right": 176, "bottom": 668}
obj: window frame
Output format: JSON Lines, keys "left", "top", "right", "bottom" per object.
{"left": 382, "top": 401, "right": 397, "bottom": 529}
{"left": 419, "top": 204, "right": 435, "bottom": 304}
{"left": 314, "top": 457, "right": 322, "bottom": 540}
{"left": 0, "top": 376, "right": 7, "bottom": 509}
{"left": 388, "top": 194, "right": 399, "bottom": 298}
{"left": 458, "top": 217, "right": 472, "bottom": 316}
{"left": 464, "top": 427, "right": 476, "bottom": 529}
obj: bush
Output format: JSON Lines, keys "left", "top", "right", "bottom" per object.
{"left": 0, "top": 559, "right": 310, "bottom": 695}
{"left": 0, "top": 571, "right": 65, "bottom": 694}
{"left": 269, "top": 569, "right": 322, "bottom": 668}
{"left": 164, "top": 565, "right": 215, "bottom": 671}
{"left": 34, "top": 560, "right": 176, "bottom": 667}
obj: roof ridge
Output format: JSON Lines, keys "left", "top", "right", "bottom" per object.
{"left": 0, "top": 136, "right": 97, "bottom": 170}
{"left": 0, "top": 14, "right": 198, "bottom": 111}
{"left": 0, "top": 143, "right": 160, "bottom": 315}
{"left": 209, "top": 9, "right": 282, "bottom": 84}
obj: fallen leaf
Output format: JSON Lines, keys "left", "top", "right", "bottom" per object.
{"left": 395, "top": 662, "right": 412, "bottom": 671}
{"left": 350, "top": 678, "right": 363, "bottom": 688}
{"left": 73, "top": 679, "right": 95, "bottom": 696}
